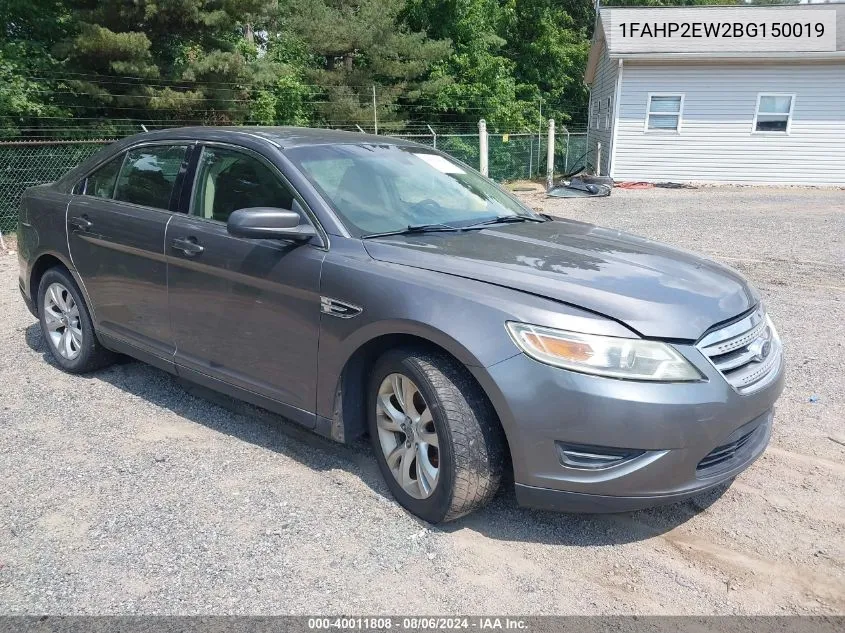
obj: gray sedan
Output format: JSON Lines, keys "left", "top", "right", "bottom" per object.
{"left": 16, "top": 127, "right": 784, "bottom": 522}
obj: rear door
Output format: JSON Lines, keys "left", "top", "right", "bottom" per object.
{"left": 67, "top": 143, "right": 191, "bottom": 365}
{"left": 165, "top": 143, "right": 326, "bottom": 425}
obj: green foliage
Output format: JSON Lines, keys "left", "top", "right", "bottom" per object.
{"left": 0, "top": 0, "right": 72, "bottom": 134}
{"left": 282, "top": 0, "right": 451, "bottom": 126}
{"left": 502, "top": 0, "right": 592, "bottom": 126}
{"left": 403, "top": 0, "right": 593, "bottom": 131}
{"left": 403, "top": 0, "right": 522, "bottom": 128}
{"left": 2, "top": 0, "right": 699, "bottom": 136}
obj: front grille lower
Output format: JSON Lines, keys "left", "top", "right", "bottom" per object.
{"left": 697, "top": 427, "right": 758, "bottom": 473}
{"left": 697, "top": 306, "right": 782, "bottom": 395}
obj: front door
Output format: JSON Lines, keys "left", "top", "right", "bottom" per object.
{"left": 166, "top": 144, "right": 325, "bottom": 425}
{"left": 67, "top": 143, "right": 190, "bottom": 361}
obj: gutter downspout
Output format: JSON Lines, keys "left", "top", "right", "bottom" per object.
{"left": 608, "top": 58, "right": 623, "bottom": 180}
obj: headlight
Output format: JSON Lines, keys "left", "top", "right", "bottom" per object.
{"left": 506, "top": 322, "right": 703, "bottom": 382}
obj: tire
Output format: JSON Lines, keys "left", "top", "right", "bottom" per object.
{"left": 368, "top": 347, "right": 505, "bottom": 523}
{"left": 37, "top": 266, "right": 115, "bottom": 373}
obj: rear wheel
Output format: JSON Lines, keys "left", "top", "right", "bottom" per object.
{"left": 368, "top": 347, "right": 505, "bottom": 523}
{"left": 37, "top": 267, "right": 115, "bottom": 373}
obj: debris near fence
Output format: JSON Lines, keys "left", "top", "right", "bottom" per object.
{"left": 548, "top": 176, "right": 611, "bottom": 198}
{"left": 615, "top": 181, "right": 654, "bottom": 190}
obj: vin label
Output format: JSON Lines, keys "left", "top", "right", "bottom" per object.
{"left": 608, "top": 8, "right": 837, "bottom": 53}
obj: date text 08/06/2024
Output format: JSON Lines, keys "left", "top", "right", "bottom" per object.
{"left": 307, "top": 617, "right": 528, "bottom": 630}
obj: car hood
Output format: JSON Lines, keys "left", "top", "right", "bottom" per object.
{"left": 362, "top": 219, "right": 757, "bottom": 340}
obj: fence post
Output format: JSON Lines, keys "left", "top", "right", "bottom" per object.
{"left": 372, "top": 85, "right": 378, "bottom": 135}
{"left": 596, "top": 142, "right": 602, "bottom": 176}
{"left": 546, "top": 119, "right": 555, "bottom": 191}
{"left": 563, "top": 128, "right": 571, "bottom": 174}
{"left": 478, "top": 119, "right": 488, "bottom": 177}
{"left": 426, "top": 124, "right": 437, "bottom": 149}
{"left": 528, "top": 136, "right": 533, "bottom": 178}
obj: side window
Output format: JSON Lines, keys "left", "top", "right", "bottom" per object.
{"left": 114, "top": 145, "right": 188, "bottom": 209}
{"left": 754, "top": 94, "right": 794, "bottom": 133}
{"left": 191, "top": 147, "right": 294, "bottom": 223}
{"left": 80, "top": 153, "right": 124, "bottom": 198}
{"left": 645, "top": 94, "right": 683, "bottom": 132}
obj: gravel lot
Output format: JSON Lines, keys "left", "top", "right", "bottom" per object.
{"left": 1, "top": 185, "right": 843, "bottom": 615}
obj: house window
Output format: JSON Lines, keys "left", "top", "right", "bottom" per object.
{"left": 645, "top": 94, "right": 683, "bottom": 132}
{"left": 754, "top": 94, "right": 794, "bottom": 133}
{"left": 605, "top": 97, "right": 612, "bottom": 130}
{"left": 591, "top": 100, "right": 600, "bottom": 129}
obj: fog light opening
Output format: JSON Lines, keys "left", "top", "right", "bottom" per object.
{"left": 556, "top": 442, "right": 646, "bottom": 470}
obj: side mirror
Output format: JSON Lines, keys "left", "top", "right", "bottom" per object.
{"left": 227, "top": 202, "right": 317, "bottom": 242}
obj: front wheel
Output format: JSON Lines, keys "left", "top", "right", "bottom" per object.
{"left": 368, "top": 348, "right": 505, "bottom": 523}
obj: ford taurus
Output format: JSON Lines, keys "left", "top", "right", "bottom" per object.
{"left": 17, "top": 127, "right": 784, "bottom": 522}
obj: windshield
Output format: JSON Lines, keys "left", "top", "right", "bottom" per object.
{"left": 285, "top": 144, "right": 536, "bottom": 236}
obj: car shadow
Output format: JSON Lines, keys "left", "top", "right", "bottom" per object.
{"left": 25, "top": 322, "right": 729, "bottom": 547}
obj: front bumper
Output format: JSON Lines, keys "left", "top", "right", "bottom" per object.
{"left": 473, "top": 341, "right": 784, "bottom": 513}
{"left": 515, "top": 479, "right": 734, "bottom": 514}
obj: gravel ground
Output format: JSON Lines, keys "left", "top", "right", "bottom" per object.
{"left": 0, "top": 185, "right": 843, "bottom": 615}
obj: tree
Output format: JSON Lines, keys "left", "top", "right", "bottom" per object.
{"left": 502, "top": 0, "right": 593, "bottom": 128}
{"left": 283, "top": 0, "right": 451, "bottom": 129}
{"left": 0, "top": 0, "right": 72, "bottom": 135}
{"left": 50, "top": 0, "right": 283, "bottom": 128}
{"left": 403, "top": 0, "right": 530, "bottom": 129}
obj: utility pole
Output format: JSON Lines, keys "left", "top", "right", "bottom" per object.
{"left": 372, "top": 85, "right": 378, "bottom": 135}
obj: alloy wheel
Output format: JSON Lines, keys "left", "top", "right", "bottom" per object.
{"left": 43, "top": 282, "right": 83, "bottom": 360}
{"left": 375, "top": 373, "right": 441, "bottom": 499}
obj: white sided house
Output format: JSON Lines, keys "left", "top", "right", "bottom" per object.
{"left": 585, "top": 4, "right": 845, "bottom": 185}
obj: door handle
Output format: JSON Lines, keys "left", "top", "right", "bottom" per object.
{"left": 69, "top": 215, "right": 92, "bottom": 231}
{"left": 171, "top": 237, "right": 204, "bottom": 256}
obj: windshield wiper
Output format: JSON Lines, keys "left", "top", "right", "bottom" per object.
{"left": 361, "top": 223, "right": 463, "bottom": 239}
{"left": 464, "top": 215, "right": 546, "bottom": 229}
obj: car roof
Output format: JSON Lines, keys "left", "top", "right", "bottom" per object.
{"left": 51, "top": 125, "right": 431, "bottom": 192}
{"left": 128, "top": 126, "right": 422, "bottom": 149}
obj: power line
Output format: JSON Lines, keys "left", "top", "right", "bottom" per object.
{"left": 17, "top": 84, "right": 587, "bottom": 109}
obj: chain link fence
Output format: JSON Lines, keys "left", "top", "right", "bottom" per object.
{"left": 391, "top": 131, "right": 588, "bottom": 182}
{"left": 0, "top": 128, "right": 587, "bottom": 233}
{"left": 0, "top": 140, "right": 112, "bottom": 232}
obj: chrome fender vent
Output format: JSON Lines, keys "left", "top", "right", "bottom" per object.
{"left": 320, "top": 296, "right": 363, "bottom": 319}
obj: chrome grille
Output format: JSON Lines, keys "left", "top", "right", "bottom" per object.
{"left": 697, "top": 306, "right": 782, "bottom": 395}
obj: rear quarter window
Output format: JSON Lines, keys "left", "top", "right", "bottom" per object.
{"left": 78, "top": 154, "right": 125, "bottom": 198}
